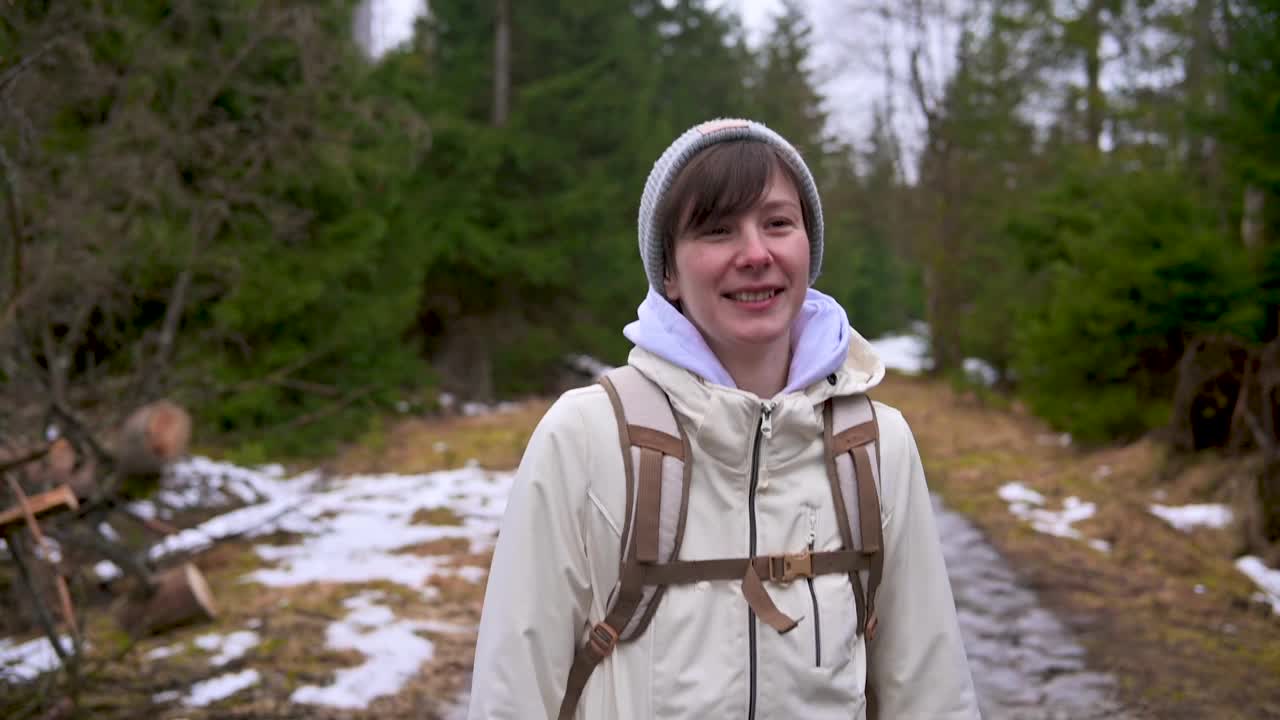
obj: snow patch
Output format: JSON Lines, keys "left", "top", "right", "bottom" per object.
{"left": 0, "top": 636, "right": 73, "bottom": 682}
{"left": 963, "top": 357, "right": 999, "bottom": 387}
{"left": 997, "top": 484, "right": 1109, "bottom": 553}
{"left": 185, "top": 668, "right": 261, "bottom": 707}
{"left": 289, "top": 592, "right": 467, "bottom": 709}
{"left": 1149, "top": 503, "right": 1234, "bottom": 533}
{"left": 240, "top": 466, "right": 512, "bottom": 588}
{"left": 146, "top": 644, "right": 180, "bottom": 661}
{"left": 194, "top": 630, "right": 260, "bottom": 666}
{"left": 869, "top": 332, "right": 930, "bottom": 375}
{"left": 1236, "top": 556, "right": 1280, "bottom": 615}
{"left": 94, "top": 560, "right": 122, "bottom": 582}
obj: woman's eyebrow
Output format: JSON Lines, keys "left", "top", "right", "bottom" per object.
{"left": 759, "top": 199, "right": 802, "bottom": 213}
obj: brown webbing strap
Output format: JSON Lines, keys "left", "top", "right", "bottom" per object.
{"left": 742, "top": 562, "right": 798, "bottom": 633}
{"left": 823, "top": 399, "right": 868, "bottom": 634}
{"left": 853, "top": 446, "right": 880, "bottom": 553}
{"left": 635, "top": 447, "right": 663, "bottom": 563}
{"left": 599, "top": 376, "right": 637, "bottom": 561}
{"left": 823, "top": 400, "right": 856, "bottom": 549}
{"left": 855, "top": 440, "right": 885, "bottom": 630}
{"left": 559, "top": 377, "right": 645, "bottom": 720}
{"left": 628, "top": 425, "right": 684, "bottom": 458}
{"left": 639, "top": 550, "right": 871, "bottom": 585}
{"left": 831, "top": 421, "right": 878, "bottom": 455}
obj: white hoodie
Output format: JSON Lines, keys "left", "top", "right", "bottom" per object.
{"left": 468, "top": 298, "right": 979, "bottom": 719}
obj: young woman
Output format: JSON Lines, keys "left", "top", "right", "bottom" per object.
{"left": 467, "top": 119, "right": 979, "bottom": 719}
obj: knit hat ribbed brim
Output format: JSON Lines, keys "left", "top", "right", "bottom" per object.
{"left": 637, "top": 118, "right": 824, "bottom": 296}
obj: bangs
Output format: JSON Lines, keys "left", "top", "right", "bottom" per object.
{"left": 660, "top": 141, "right": 796, "bottom": 242}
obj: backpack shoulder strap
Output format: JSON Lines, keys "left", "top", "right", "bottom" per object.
{"left": 823, "top": 393, "right": 884, "bottom": 638}
{"left": 558, "top": 366, "right": 691, "bottom": 720}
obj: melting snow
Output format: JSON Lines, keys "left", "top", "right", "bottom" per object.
{"left": 869, "top": 331, "right": 931, "bottom": 375}
{"left": 290, "top": 592, "right": 468, "bottom": 709}
{"left": 147, "top": 644, "right": 180, "bottom": 661}
{"left": 1236, "top": 557, "right": 1280, "bottom": 615}
{"left": 91, "top": 455, "right": 505, "bottom": 708}
{"left": 997, "top": 483, "right": 1109, "bottom": 553}
{"left": 184, "top": 668, "right": 261, "bottom": 707}
{"left": 1149, "top": 503, "right": 1234, "bottom": 533}
{"left": 243, "top": 467, "right": 512, "bottom": 588}
{"left": 194, "top": 630, "right": 260, "bottom": 666}
{"left": 94, "top": 560, "right": 122, "bottom": 581}
{"left": 0, "top": 636, "right": 73, "bottom": 682}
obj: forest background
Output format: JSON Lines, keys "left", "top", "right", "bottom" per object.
{"left": 1, "top": 0, "right": 1276, "bottom": 484}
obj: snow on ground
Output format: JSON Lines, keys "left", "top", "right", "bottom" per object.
{"left": 1149, "top": 503, "right": 1234, "bottom": 533}
{"left": 1236, "top": 557, "right": 1280, "bottom": 615}
{"left": 194, "top": 630, "right": 260, "bottom": 666}
{"left": 131, "top": 456, "right": 508, "bottom": 708}
{"left": 0, "top": 636, "right": 73, "bottom": 682}
{"left": 290, "top": 591, "right": 469, "bottom": 709}
{"left": 157, "top": 668, "right": 261, "bottom": 707}
{"left": 869, "top": 331, "right": 931, "bottom": 375}
{"left": 244, "top": 465, "right": 511, "bottom": 588}
{"left": 997, "top": 482, "right": 1110, "bottom": 553}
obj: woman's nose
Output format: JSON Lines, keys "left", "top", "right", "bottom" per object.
{"left": 736, "top": 224, "right": 772, "bottom": 268}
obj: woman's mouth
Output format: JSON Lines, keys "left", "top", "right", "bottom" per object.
{"left": 727, "top": 286, "right": 783, "bottom": 301}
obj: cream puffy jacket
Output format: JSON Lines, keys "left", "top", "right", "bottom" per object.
{"left": 468, "top": 343, "right": 979, "bottom": 719}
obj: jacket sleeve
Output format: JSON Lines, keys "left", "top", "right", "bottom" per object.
{"left": 468, "top": 393, "right": 595, "bottom": 720}
{"left": 867, "top": 406, "right": 981, "bottom": 719}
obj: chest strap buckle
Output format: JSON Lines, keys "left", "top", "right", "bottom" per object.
{"left": 768, "top": 551, "right": 813, "bottom": 583}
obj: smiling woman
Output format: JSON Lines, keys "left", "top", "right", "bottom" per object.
{"left": 660, "top": 141, "right": 814, "bottom": 397}
{"left": 467, "top": 119, "right": 979, "bottom": 720}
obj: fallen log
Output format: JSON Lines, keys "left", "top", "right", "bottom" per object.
{"left": 116, "top": 562, "right": 217, "bottom": 637}
{"left": 0, "top": 484, "right": 79, "bottom": 534}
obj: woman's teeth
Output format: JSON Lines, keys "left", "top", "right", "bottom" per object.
{"left": 728, "top": 290, "right": 778, "bottom": 302}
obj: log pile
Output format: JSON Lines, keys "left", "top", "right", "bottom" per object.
{"left": 1, "top": 399, "right": 218, "bottom": 674}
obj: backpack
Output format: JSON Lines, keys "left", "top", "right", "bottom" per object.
{"left": 558, "top": 365, "right": 885, "bottom": 719}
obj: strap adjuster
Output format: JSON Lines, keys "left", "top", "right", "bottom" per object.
{"left": 768, "top": 551, "right": 814, "bottom": 583}
{"left": 588, "top": 622, "right": 619, "bottom": 657}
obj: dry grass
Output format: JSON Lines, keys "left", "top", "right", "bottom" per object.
{"left": 333, "top": 401, "right": 553, "bottom": 476}
{"left": 876, "top": 372, "right": 1280, "bottom": 720}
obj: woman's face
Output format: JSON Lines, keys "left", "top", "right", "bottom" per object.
{"left": 663, "top": 168, "right": 809, "bottom": 360}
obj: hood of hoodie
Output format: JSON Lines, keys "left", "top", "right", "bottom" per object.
{"left": 621, "top": 288, "right": 885, "bottom": 470}
{"left": 622, "top": 287, "right": 883, "bottom": 398}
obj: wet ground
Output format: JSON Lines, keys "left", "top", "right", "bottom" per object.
{"left": 937, "top": 495, "right": 1131, "bottom": 720}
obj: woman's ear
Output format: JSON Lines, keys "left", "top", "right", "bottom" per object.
{"left": 663, "top": 267, "right": 680, "bottom": 301}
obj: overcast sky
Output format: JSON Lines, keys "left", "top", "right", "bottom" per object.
{"left": 361, "top": 0, "right": 956, "bottom": 161}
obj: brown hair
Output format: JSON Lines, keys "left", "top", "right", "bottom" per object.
{"left": 657, "top": 140, "right": 810, "bottom": 277}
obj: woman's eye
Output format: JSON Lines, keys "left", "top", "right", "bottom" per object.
{"left": 768, "top": 218, "right": 796, "bottom": 229}
{"left": 701, "top": 226, "right": 730, "bottom": 238}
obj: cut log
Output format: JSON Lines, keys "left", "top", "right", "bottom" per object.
{"left": 114, "top": 401, "right": 191, "bottom": 478}
{"left": 117, "top": 562, "right": 217, "bottom": 637}
{"left": 0, "top": 484, "right": 79, "bottom": 534}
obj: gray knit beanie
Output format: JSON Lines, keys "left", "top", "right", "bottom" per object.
{"left": 638, "top": 118, "right": 824, "bottom": 296}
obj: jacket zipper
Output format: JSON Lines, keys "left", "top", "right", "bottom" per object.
{"left": 748, "top": 402, "right": 772, "bottom": 720}
{"left": 806, "top": 506, "right": 821, "bottom": 667}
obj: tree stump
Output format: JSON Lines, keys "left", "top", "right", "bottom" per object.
{"left": 116, "top": 563, "right": 217, "bottom": 638}
{"left": 1170, "top": 336, "right": 1250, "bottom": 452}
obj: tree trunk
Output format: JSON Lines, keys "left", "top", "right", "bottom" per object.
{"left": 492, "top": 0, "right": 510, "bottom": 128}
{"left": 1242, "top": 185, "right": 1265, "bottom": 249}
{"left": 116, "top": 562, "right": 217, "bottom": 638}
{"left": 1083, "top": 0, "right": 1105, "bottom": 151}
